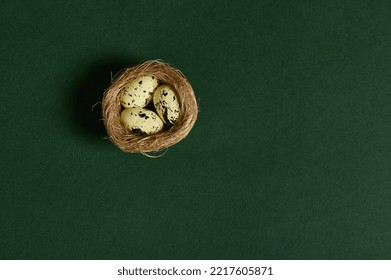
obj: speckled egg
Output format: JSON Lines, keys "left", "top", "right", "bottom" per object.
{"left": 153, "top": 84, "right": 180, "bottom": 125}
{"left": 120, "top": 107, "right": 164, "bottom": 135}
{"left": 120, "top": 76, "right": 159, "bottom": 108}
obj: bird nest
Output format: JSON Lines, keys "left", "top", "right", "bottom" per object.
{"left": 102, "top": 60, "right": 198, "bottom": 154}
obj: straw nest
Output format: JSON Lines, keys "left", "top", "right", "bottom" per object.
{"left": 102, "top": 60, "right": 198, "bottom": 154}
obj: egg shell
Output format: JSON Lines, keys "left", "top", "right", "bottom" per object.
{"left": 153, "top": 84, "right": 180, "bottom": 125}
{"left": 120, "top": 75, "right": 159, "bottom": 108}
{"left": 120, "top": 107, "right": 164, "bottom": 135}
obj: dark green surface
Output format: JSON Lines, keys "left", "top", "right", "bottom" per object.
{"left": 1, "top": 0, "right": 391, "bottom": 259}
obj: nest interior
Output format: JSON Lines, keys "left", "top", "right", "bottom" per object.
{"left": 102, "top": 60, "right": 198, "bottom": 153}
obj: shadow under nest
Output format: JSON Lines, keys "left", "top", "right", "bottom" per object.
{"left": 72, "top": 57, "right": 139, "bottom": 141}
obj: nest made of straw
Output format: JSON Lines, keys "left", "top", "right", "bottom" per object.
{"left": 102, "top": 60, "right": 198, "bottom": 153}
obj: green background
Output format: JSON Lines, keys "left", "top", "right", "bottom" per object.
{"left": 1, "top": 0, "right": 391, "bottom": 259}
